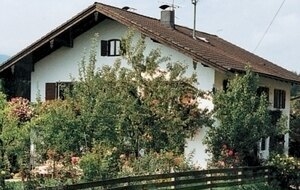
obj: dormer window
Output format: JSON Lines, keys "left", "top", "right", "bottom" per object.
{"left": 101, "top": 39, "right": 121, "bottom": 56}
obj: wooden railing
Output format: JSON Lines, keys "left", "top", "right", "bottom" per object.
{"left": 38, "top": 166, "right": 271, "bottom": 190}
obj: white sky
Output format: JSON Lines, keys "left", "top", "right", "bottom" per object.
{"left": 0, "top": 0, "right": 299, "bottom": 72}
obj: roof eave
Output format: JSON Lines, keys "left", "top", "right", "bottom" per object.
{"left": 0, "top": 3, "right": 98, "bottom": 73}
{"left": 228, "top": 68, "right": 300, "bottom": 85}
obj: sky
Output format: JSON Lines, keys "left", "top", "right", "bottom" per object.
{"left": 0, "top": 0, "right": 299, "bottom": 72}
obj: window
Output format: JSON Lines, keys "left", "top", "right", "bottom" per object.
{"left": 261, "top": 138, "right": 267, "bottom": 151}
{"left": 274, "top": 89, "right": 286, "bottom": 109}
{"left": 222, "top": 80, "right": 228, "bottom": 92}
{"left": 269, "top": 110, "right": 284, "bottom": 151}
{"left": 45, "top": 82, "right": 73, "bottom": 100}
{"left": 101, "top": 39, "right": 121, "bottom": 56}
{"left": 257, "top": 86, "right": 269, "bottom": 101}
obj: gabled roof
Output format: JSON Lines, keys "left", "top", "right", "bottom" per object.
{"left": 1, "top": 2, "right": 299, "bottom": 84}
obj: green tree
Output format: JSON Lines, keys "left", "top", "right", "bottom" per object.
{"left": 0, "top": 96, "right": 33, "bottom": 187}
{"left": 0, "top": 91, "right": 7, "bottom": 187}
{"left": 31, "top": 32, "right": 212, "bottom": 181}
{"left": 69, "top": 32, "right": 212, "bottom": 155}
{"left": 33, "top": 100, "right": 80, "bottom": 156}
{"left": 205, "top": 68, "right": 284, "bottom": 167}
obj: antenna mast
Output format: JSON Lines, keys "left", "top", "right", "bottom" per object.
{"left": 172, "top": 0, "right": 175, "bottom": 10}
{"left": 191, "top": 0, "right": 199, "bottom": 39}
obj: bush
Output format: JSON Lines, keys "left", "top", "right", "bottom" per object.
{"left": 79, "top": 145, "right": 119, "bottom": 181}
{"left": 268, "top": 154, "right": 300, "bottom": 189}
{"left": 118, "top": 150, "right": 196, "bottom": 176}
{"left": 227, "top": 183, "right": 280, "bottom": 190}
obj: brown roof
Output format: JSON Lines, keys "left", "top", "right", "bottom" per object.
{"left": 1, "top": 2, "right": 299, "bottom": 84}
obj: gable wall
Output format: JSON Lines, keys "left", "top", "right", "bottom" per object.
{"left": 31, "top": 19, "right": 215, "bottom": 101}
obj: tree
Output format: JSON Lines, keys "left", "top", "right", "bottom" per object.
{"left": 70, "top": 32, "right": 212, "bottom": 155}
{"left": 205, "top": 68, "right": 285, "bottom": 167}
{"left": 33, "top": 100, "right": 80, "bottom": 156}
{"left": 0, "top": 91, "right": 7, "bottom": 187}
{"left": 30, "top": 32, "right": 212, "bottom": 180}
{"left": 0, "top": 95, "right": 33, "bottom": 187}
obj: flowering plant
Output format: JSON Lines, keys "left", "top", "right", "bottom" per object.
{"left": 8, "top": 97, "right": 33, "bottom": 122}
{"left": 268, "top": 154, "right": 300, "bottom": 188}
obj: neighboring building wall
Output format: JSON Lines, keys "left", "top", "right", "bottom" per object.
{"left": 214, "top": 71, "right": 291, "bottom": 160}
{"left": 258, "top": 77, "right": 291, "bottom": 159}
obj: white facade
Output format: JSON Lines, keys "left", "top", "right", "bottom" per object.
{"left": 31, "top": 19, "right": 216, "bottom": 102}
{"left": 31, "top": 18, "right": 291, "bottom": 168}
{"left": 31, "top": 19, "right": 128, "bottom": 101}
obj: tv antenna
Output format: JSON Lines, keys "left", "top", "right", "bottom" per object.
{"left": 191, "top": 0, "right": 199, "bottom": 39}
{"left": 158, "top": 0, "right": 180, "bottom": 10}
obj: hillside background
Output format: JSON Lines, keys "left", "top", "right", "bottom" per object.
{"left": 0, "top": 54, "right": 9, "bottom": 64}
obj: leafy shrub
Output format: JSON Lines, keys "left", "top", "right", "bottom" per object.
{"left": 79, "top": 145, "right": 119, "bottom": 181}
{"left": 227, "top": 183, "right": 280, "bottom": 190}
{"left": 8, "top": 97, "right": 33, "bottom": 122}
{"left": 268, "top": 154, "right": 300, "bottom": 189}
{"left": 118, "top": 150, "right": 196, "bottom": 176}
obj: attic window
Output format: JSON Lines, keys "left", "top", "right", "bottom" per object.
{"left": 101, "top": 39, "right": 121, "bottom": 56}
{"left": 196, "top": 36, "right": 209, "bottom": 43}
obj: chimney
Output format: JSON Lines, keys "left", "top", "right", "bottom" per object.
{"left": 159, "top": 5, "right": 175, "bottom": 28}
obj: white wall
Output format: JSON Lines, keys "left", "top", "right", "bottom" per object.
{"left": 32, "top": 19, "right": 216, "bottom": 100}
{"left": 184, "top": 64, "right": 214, "bottom": 169}
{"left": 31, "top": 19, "right": 128, "bottom": 101}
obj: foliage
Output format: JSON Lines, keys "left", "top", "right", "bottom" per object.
{"left": 79, "top": 144, "right": 118, "bottom": 181}
{"left": 118, "top": 150, "right": 196, "bottom": 176}
{"left": 18, "top": 32, "right": 212, "bottom": 183}
{"left": 66, "top": 31, "right": 212, "bottom": 157}
{"left": 32, "top": 100, "right": 80, "bottom": 156}
{"left": 227, "top": 183, "right": 280, "bottom": 190}
{"left": 2, "top": 181, "right": 24, "bottom": 190}
{"left": 288, "top": 73, "right": 300, "bottom": 157}
{"left": 268, "top": 154, "right": 300, "bottom": 189}
{"left": 0, "top": 93, "right": 33, "bottom": 188}
{"left": 205, "top": 68, "right": 286, "bottom": 167}
{"left": 290, "top": 98, "right": 300, "bottom": 157}
{"left": 2, "top": 97, "right": 32, "bottom": 169}
{"left": 7, "top": 97, "right": 33, "bottom": 123}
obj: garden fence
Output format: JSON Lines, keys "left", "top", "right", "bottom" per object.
{"left": 37, "top": 166, "right": 271, "bottom": 190}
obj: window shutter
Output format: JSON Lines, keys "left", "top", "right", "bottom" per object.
{"left": 101, "top": 40, "right": 108, "bottom": 56}
{"left": 120, "top": 40, "right": 126, "bottom": 55}
{"left": 223, "top": 80, "right": 228, "bottom": 92}
{"left": 45, "top": 83, "right": 56, "bottom": 100}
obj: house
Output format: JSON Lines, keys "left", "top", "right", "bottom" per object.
{"left": 0, "top": 2, "right": 299, "bottom": 168}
